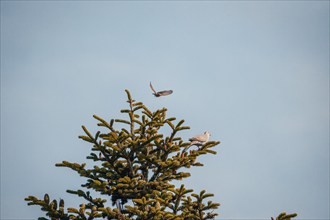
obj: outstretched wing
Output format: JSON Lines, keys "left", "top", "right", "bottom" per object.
{"left": 149, "top": 82, "right": 157, "bottom": 94}
{"left": 157, "top": 90, "right": 173, "bottom": 96}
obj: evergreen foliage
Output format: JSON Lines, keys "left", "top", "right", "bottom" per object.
{"left": 271, "top": 212, "right": 298, "bottom": 220}
{"left": 25, "top": 90, "right": 297, "bottom": 220}
{"left": 25, "top": 90, "right": 220, "bottom": 219}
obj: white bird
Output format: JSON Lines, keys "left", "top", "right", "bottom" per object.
{"left": 150, "top": 82, "right": 173, "bottom": 97}
{"left": 189, "top": 131, "right": 211, "bottom": 146}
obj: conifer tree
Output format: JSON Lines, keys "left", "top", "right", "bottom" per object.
{"left": 25, "top": 90, "right": 297, "bottom": 220}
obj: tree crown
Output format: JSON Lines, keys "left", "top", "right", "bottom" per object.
{"left": 25, "top": 90, "right": 220, "bottom": 220}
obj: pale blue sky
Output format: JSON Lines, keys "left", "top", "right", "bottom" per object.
{"left": 1, "top": 1, "right": 329, "bottom": 219}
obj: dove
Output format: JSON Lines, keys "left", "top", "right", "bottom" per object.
{"left": 189, "top": 131, "right": 211, "bottom": 146}
{"left": 182, "top": 131, "right": 211, "bottom": 153}
{"left": 150, "top": 82, "right": 173, "bottom": 97}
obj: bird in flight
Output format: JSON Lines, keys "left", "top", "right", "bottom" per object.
{"left": 150, "top": 82, "right": 173, "bottom": 97}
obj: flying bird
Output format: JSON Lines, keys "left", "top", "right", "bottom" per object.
{"left": 189, "top": 131, "right": 211, "bottom": 146}
{"left": 150, "top": 82, "right": 173, "bottom": 97}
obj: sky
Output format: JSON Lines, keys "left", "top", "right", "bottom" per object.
{"left": 1, "top": 1, "right": 329, "bottom": 219}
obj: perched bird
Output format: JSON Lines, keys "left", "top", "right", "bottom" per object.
{"left": 150, "top": 82, "right": 173, "bottom": 97}
{"left": 189, "top": 131, "right": 211, "bottom": 146}
{"left": 182, "top": 131, "right": 211, "bottom": 153}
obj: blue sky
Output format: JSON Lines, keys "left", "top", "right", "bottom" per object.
{"left": 1, "top": 1, "right": 329, "bottom": 219}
